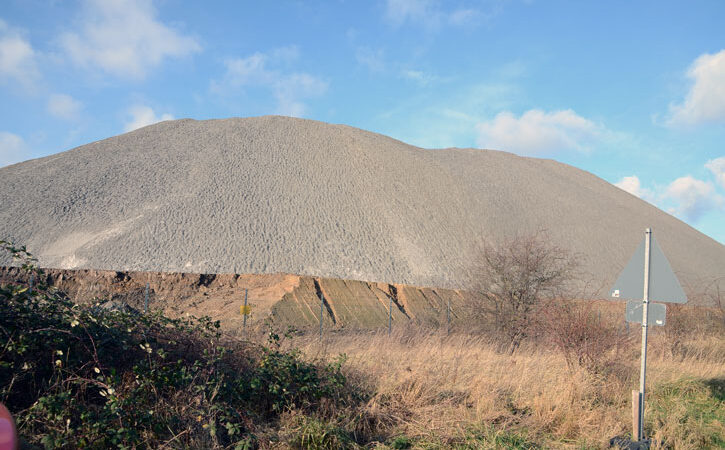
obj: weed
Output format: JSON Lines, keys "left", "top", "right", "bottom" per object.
{"left": 647, "top": 377, "right": 725, "bottom": 449}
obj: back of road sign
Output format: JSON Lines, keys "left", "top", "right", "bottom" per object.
{"left": 626, "top": 301, "right": 666, "bottom": 326}
{"left": 610, "top": 236, "right": 687, "bottom": 304}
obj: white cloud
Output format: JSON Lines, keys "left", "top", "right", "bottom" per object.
{"left": 400, "top": 69, "right": 438, "bottom": 86}
{"left": 0, "top": 19, "right": 40, "bottom": 89}
{"left": 448, "top": 8, "right": 480, "bottom": 26}
{"left": 705, "top": 157, "right": 725, "bottom": 189}
{"left": 385, "top": 0, "right": 431, "bottom": 25}
{"left": 0, "top": 131, "right": 30, "bottom": 167}
{"left": 475, "top": 109, "right": 603, "bottom": 156}
{"left": 384, "top": 0, "right": 482, "bottom": 29}
{"left": 615, "top": 175, "right": 654, "bottom": 201}
{"left": 664, "top": 176, "right": 723, "bottom": 221}
{"left": 59, "top": 0, "right": 201, "bottom": 79}
{"left": 213, "top": 48, "right": 327, "bottom": 117}
{"left": 668, "top": 49, "right": 725, "bottom": 126}
{"left": 123, "top": 105, "right": 173, "bottom": 132}
{"left": 47, "top": 94, "right": 83, "bottom": 120}
{"left": 274, "top": 73, "right": 328, "bottom": 116}
{"left": 356, "top": 47, "right": 385, "bottom": 72}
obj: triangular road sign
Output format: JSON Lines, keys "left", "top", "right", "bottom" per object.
{"left": 611, "top": 235, "right": 687, "bottom": 304}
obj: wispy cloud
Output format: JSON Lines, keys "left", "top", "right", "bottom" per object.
{"left": 373, "top": 82, "right": 519, "bottom": 149}
{"left": 355, "top": 46, "right": 386, "bottom": 72}
{"left": 212, "top": 47, "right": 327, "bottom": 117}
{"left": 355, "top": 45, "right": 441, "bottom": 87}
{"left": 476, "top": 109, "right": 604, "bottom": 156}
{"left": 47, "top": 93, "right": 83, "bottom": 120}
{"left": 400, "top": 69, "right": 438, "bottom": 86}
{"left": 0, "top": 19, "right": 40, "bottom": 90}
{"left": 59, "top": 0, "right": 201, "bottom": 79}
{"left": 705, "top": 156, "right": 725, "bottom": 190}
{"left": 668, "top": 49, "right": 725, "bottom": 126}
{"left": 0, "top": 131, "right": 30, "bottom": 167}
{"left": 384, "top": 0, "right": 486, "bottom": 29}
{"left": 123, "top": 105, "right": 173, "bottom": 132}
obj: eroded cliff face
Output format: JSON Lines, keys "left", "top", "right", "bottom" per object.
{"left": 0, "top": 267, "right": 482, "bottom": 332}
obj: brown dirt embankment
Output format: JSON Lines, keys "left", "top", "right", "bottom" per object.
{"left": 0, "top": 267, "right": 482, "bottom": 332}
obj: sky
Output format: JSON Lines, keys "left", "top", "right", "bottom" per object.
{"left": 1, "top": 0, "right": 724, "bottom": 244}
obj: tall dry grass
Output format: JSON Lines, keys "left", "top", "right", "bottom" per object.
{"left": 281, "top": 323, "right": 724, "bottom": 449}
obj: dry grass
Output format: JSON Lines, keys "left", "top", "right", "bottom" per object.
{"left": 280, "top": 324, "right": 724, "bottom": 449}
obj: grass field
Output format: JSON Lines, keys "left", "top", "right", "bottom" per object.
{"left": 278, "top": 319, "right": 724, "bottom": 449}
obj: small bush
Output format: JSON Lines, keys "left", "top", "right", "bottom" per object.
{"left": 538, "top": 298, "right": 626, "bottom": 375}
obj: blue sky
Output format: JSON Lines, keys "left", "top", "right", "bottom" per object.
{"left": 1, "top": 0, "right": 724, "bottom": 243}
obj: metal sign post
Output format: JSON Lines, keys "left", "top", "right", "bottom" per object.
{"left": 243, "top": 289, "right": 248, "bottom": 334}
{"left": 610, "top": 228, "right": 687, "bottom": 444}
{"left": 29, "top": 274, "right": 34, "bottom": 294}
{"left": 144, "top": 283, "right": 149, "bottom": 313}
{"left": 636, "top": 229, "right": 652, "bottom": 441}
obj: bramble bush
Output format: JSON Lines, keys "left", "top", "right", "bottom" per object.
{"left": 0, "top": 240, "right": 356, "bottom": 449}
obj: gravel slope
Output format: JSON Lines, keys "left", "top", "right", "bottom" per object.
{"left": 1, "top": 116, "right": 723, "bottom": 293}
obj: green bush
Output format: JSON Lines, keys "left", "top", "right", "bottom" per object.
{"left": 245, "top": 332, "right": 348, "bottom": 416}
{"left": 0, "top": 240, "right": 355, "bottom": 449}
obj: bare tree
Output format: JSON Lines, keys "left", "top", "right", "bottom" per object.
{"left": 469, "top": 231, "right": 579, "bottom": 352}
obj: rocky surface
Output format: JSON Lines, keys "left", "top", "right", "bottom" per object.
{"left": 0, "top": 116, "right": 723, "bottom": 292}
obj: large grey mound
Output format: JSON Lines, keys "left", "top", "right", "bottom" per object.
{"left": 1, "top": 116, "right": 723, "bottom": 293}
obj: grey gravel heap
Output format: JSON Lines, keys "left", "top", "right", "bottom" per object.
{"left": 1, "top": 116, "right": 723, "bottom": 293}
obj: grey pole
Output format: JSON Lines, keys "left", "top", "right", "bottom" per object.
{"left": 243, "top": 289, "right": 248, "bottom": 334}
{"left": 29, "top": 274, "right": 34, "bottom": 294}
{"left": 388, "top": 295, "right": 392, "bottom": 336}
{"left": 637, "top": 228, "right": 652, "bottom": 441}
{"left": 144, "top": 283, "right": 149, "bottom": 313}
{"left": 447, "top": 298, "right": 451, "bottom": 335}
{"left": 320, "top": 292, "right": 324, "bottom": 340}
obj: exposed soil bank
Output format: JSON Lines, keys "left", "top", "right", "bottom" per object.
{"left": 0, "top": 266, "right": 483, "bottom": 331}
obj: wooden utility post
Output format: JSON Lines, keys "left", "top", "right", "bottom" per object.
{"left": 319, "top": 292, "right": 324, "bottom": 340}
{"left": 446, "top": 298, "right": 451, "bottom": 335}
{"left": 243, "top": 289, "right": 248, "bottom": 334}
{"left": 388, "top": 295, "right": 392, "bottom": 336}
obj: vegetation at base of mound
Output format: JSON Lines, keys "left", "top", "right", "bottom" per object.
{"left": 1, "top": 240, "right": 723, "bottom": 449}
{"left": 0, "top": 241, "right": 359, "bottom": 448}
